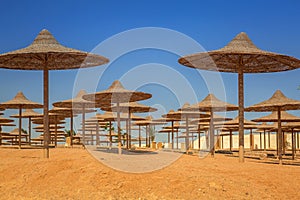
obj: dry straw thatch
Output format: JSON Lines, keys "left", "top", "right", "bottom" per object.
{"left": 0, "top": 29, "right": 109, "bottom": 70}
{"left": 246, "top": 90, "right": 300, "bottom": 112}
{"left": 178, "top": 32, "right": 300, "bottom": 73}
{"left": 252, "top": 111, "right": 300, "bottom": 122}
{"left": 179, "top": 32, "right": 300, "bottom": 162}
{"left": 83, "top": 80, "right": 152, "bottom": 103}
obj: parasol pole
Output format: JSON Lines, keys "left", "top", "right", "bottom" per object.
{"left": 43, "top": 65, "right": 50, "bottom": 158}
{"left": 55, "top": 115, "right": 58, "bottom": 147}
{"left": 185, "top": 115, "right": 189, "bottom": 153}
{"left": 28, "top": 117, "right": 32, "bottom": 145}
{"left": 292, "top": 128, "right": 295, "bottom": 160}
{"left": 230, "top": 130, "right": 232, "bottom": 152}
{"left": 18, "top": 106, "right": 22, "bottom": 148}
{"left": 171, "top": 121, "right": 174, "bottom": 149}
{"left": 82, "top": 105, "right": 86, "bottom": 146}
{"left": 278, "top": 107, "right": 282, "bottom": 164}
{"left": 138, "top": 125, "right": 141, "bottom": 147}
{"left": 96, "top": 120, "right": 99, "bottom": 146}
{"left": 209, "top": 110, "right": 214, "bottom": 157}
{"left": 70, "top": 110, "right": 74, "bottom": 147}
{"left": 238, "top": 66, "right": 244, "bottom": 162}
{"left": 117, "top": 101, "right": 121, "bottom": 155}
{"left": 264, "top": 129, "right": 266, "bottom": 151}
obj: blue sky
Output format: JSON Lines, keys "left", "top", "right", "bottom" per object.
{"left": 1, "top": 0, "right": 300, "bottom": 136}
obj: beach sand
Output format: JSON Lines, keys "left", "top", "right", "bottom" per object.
{"left": 0, "top": 148, "right": 299, "bottom": 199}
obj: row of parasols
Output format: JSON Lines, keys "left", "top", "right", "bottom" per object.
{"left": 1, "top": 80, "right": 300, "bottom": 161}
{"left": 1, "top": 29, "right": 300, "bottom": 162}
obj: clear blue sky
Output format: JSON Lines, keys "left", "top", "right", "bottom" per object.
{"left": 1, "top": 0, "right": 300, "bottom": 136}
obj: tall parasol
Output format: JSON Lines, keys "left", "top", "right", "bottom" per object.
{"left": 0, "top": 29, "right": 109, "bottom": 157}
{"left": 83, "top": 80, "right": 152, "bottom": 154}
{"left": 101, "top": 101, "right": 157, "bottom": 148}
{"left": 179, "top": 32, "right": 300, "bottom": 162}
{"left": 153, "top": 114, "right": 181, "bottom": 149}
{"left": 164, "top": 103, "right": 210, "bottom": 152}
{"left": 0, "top": 92, "right": 43, "bottom": 148}
{"left": 247, "top": 90, "right": 300, "bottom": 163}
{"left": 182, "top": 94, "right": 238, "bottom": 156}
{"left": 53, "top": 90, "right": 102, "bottom": 145}
{"left": 10, "top": 109, "right": 41, "bottom": 145}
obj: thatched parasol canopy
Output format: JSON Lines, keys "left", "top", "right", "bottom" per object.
{"left": 83, "top": 80, "right": 151, "bottom": 103}
{"left": 181, "top": 94, "right": 237, "bottom": 156}
{"left": 53, "top": 90, "right": 102, "bottom": 145}
{"left": 246, "top": 90, "right": 300, "bottom": 112}
{"left": 252, "top": 111, "right": 300, "bottom": 122}
{"left": 0, "top": 92, "right": 42, "bottom": 148}
{"left": 179, "top": 32, "right": 300, "bottom": 162}
{"left": 247, "top": 90, "right": 300, "bottom": 163}
{"left": 83, "top": 80, "right": 152, "bottom": 154}
{"left": 182, "top": 94, "right": 238, "bottom": 112}
{"left": 0, "top": 29, "right": 108, "bottom": 70}
{"left": 0, "top": 116, "right": 14, "bottom": 124}
{"left": 0, "top": 29, "right": 109, "bottom": 157}
{"left": 10, "top": 108, "right": 42, "bottom": 145}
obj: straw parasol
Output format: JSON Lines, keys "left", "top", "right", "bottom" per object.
{"left": 282, "top": 122, "right": 300, "bottom": 159}
{"left": 135, "top": 116, "right": 166, "bottom": 148}
{"left": 182, "top": 94, "right": 238, "bottom": 156}
{"left": 250, "top": 122, "right": 274, "bottom": 151}
{"left": 83, "top": 80, "right": 152, "bottom": 154}
{"left": 247, "top": 90, "right": 300, "bottom": 163}
{"left": 10, "top": 109, "right": 41, "bottom": 145}
{"left": 53, "top": 90, "right": 102, "bottom": 145}
{"left": 49, "top": 106, "right": 80, "bottom": 140}
{"left": 101, "top": 101, "right": 157, "bottom": 148}
{"left": 0, "top": 92, "right": 43, "bottom": 148}
{"left": 0, "top": 115, "right": 14, "bottom": 124}
{"left": 221, "top": 117, "right": 257, "bottom": 151}
{"left": 153, "top": 115, "right": 181, "bottom": 149}
{"left": 0, "top": 29, "right": 109, "bottom": 157}
{"left": 0, "top": 116, "right": 15, "bottom": 144}
{"left": 179, "top": 32, "right": 300, "bottom": 162}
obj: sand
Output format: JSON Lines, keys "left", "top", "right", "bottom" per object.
{"left": 0, "top": 147, "right": 299, "bottom": 200}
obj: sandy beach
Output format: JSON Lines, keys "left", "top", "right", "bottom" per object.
{"left": 0, "top": 148, "right": 299, "bottom": 200}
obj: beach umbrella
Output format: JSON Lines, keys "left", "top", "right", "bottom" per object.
{"left": 182, "top": 94, "right": 238, "bottom": 156}
{"left": 191, "top": 114, "right": 232, "bottom": 150}
{"left": 83, "top": 80, "right": 152, "bottom": 154}
{"left": 153, "top": 115, "right": 181, "bottom": 149}
{"left": 85, "top": 116, "right": 107, "bottom": 145}
{"left": 101, "top": 101, "right": 157, "bottom": 148}
{"left": 31, "top": 112, "right": 66, "bottom": 146}
{"left": 53, "top": 90, "right": 106, "bottom": 145}
{"left": 49, "top": 106, "right": 94, "bottom": 146}
{"left": 134, "top": 116, "right": 166, "bottom": 148}
{"left": 10, "top": 109, "right": 41, "bottom": 145}
{"left": 158, "top": 128, "right": 173, "bottom": 143}
{"left": 0, "top": 117, "right": 15, "bottom": 145}
{"left": 166, "top": 103, "right": 210, "bottom": 152}
{"left": 252, "top": 123, "right": 274, "bottom": 151}
{"left": 9, "top": 128, "right": 28, "bottom": 145}
{"left": 0, "top": 92, "right": 43, "bottom": 148}
{"left": 49, "top": 107, "right": 79, "bottom": 134}
{"left": 282, "top": 122, "right": 300, "bottom": 159}
{"left": 0, "top": 29, "right": 109, "bottom": 157}
{"left": 254, "top": 112, "right": 300, "bottom": 157}
{"left": 97, "top": 112, "right": 129, "bottom": 149}
{"left": 221, "top": 119, "right": 258, "bottom": 151}
{"left": 247, "top": 90, "right": 300, "bottom": 163}
{"left": 222, "top": 116, "right": 257, "bottom": 151}
{"left": 0, "top": 115, "right": 14, "bottom": 124}
{"left": 179, "top": 32, "right": 300, "bottom": 162}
